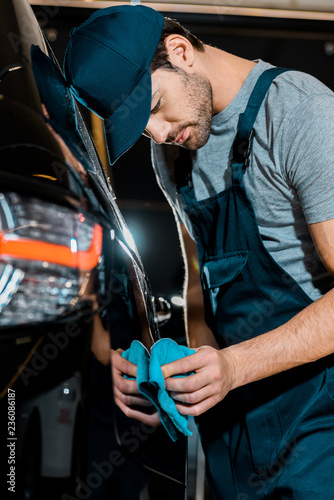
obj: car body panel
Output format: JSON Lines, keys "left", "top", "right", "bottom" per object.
{"left": 0, "top": 1, "right": 187, "bottom": 497}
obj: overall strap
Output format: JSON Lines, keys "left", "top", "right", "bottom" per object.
{"left": 232, "top": 67, "right": 290, "bottom": 184}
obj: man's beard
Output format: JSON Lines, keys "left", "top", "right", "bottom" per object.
{"left": 176, "top": 71, "right": 213, "bottom": 150}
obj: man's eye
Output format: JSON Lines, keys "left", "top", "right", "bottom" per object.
{"left": 151, "top": 99, "right": 161, "bottom": 114}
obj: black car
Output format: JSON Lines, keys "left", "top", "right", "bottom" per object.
{"left": 0, "top": 0, "right": 187, "bottom": 498}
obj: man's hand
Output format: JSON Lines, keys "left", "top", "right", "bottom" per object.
{"left": 110, "top": 349, "right": 161, "bottom": 427}
{"left": 161, "top": 345, "right": 237, "bottom": 416}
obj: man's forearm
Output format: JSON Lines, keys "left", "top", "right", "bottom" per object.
{"left": 226, "top": 287, "right": 334, "bottom": 390}
{"left": 178, "top": 222, "right": 219, "bottom": 348}
{"left": 185, "top": 283, "right": 219, "bottom": 348}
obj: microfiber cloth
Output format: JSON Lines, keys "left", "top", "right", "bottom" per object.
{"left": 122, "top": 338, "right": 195, "bottom": 441}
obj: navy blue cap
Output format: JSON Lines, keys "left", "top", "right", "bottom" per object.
{"left": 63, "top": 5, "right": 164, "bottom": 164}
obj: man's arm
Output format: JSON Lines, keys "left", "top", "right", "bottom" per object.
{"left": 178, "top": 222, "right": 219, "bottom": 349}
{"left": 163, "top": 218, "right": 334, "bottom": 417}
{"left": 227, "top": 218, "right": 334, "bottom": 388}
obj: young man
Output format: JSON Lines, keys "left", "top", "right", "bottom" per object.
{"left": 64, "top": 5, "right": 334, "bottom": 499}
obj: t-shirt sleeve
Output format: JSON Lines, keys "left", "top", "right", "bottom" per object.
{"left": 281, "top": 93, "right": 334, "bottom": 224}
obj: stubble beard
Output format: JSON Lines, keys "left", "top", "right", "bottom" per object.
{"left": 180, "top": 71, "right": 213, "bottom": 150}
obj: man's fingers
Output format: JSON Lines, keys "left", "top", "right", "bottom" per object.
{"left": 113, "top": 386, "right": 154, "bottom": 407}
{"left": 111, "top": 349, "right": 137, "bottom": 378}
{"left": 110, "top": 349, "right": 162, "bottom": 427}
{"left": 161, "top": 350, "right": 198, "bottom": 379}
{"left": 169, "top": 386, "right": 209, "bottom": 406}
{"left": 175, "top": 396, "right": 217, "bottom": 417}
{"left": 114, "top": 396, "right": 161, "bottom": 427}
{"left": 165, "top": 370, "right": 209, "bottom": 393}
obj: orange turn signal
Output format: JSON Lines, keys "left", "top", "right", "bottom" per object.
{"left": 0, "top": 224, "right": 103, "bottom": 271}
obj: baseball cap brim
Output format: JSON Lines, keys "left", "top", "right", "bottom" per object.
{"left": 103, "top": 68, "right": 152, "bottom": 165}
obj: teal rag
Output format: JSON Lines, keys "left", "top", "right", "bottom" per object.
{"left": 122, "top": 338, "right": 195, "bottom": 441}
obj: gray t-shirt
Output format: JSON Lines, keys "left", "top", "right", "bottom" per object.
{"left": 151, "top": 60, "right": 334, "bottom": 301}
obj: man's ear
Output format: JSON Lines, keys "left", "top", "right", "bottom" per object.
{"left": 164, "top": 34, "right": 195, "bottom": 68}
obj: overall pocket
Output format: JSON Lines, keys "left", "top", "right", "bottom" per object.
{"left": 201, "top": 251, "right": 248, "bottom": 318}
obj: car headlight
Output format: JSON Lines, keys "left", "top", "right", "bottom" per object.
{"left": 0, "top": 191, "right": 103, "bottom": 326}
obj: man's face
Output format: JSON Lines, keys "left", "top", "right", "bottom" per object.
{"left": 144, "top": 66, "right": 213, "bottom": 150}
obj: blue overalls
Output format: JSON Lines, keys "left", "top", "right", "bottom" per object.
{"left": 176, "top": 68, "right": 334, "bottom": 499}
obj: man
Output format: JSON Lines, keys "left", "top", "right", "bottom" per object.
{"left": 64, "top": 5, "right": 334, "bottom": 499}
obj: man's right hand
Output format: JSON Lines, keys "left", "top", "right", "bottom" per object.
{"left": 110, "top": 349, "right": 162, "bottom": 427}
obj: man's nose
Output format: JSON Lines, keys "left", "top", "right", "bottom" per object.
{"left": 145, "top": 116, "right": 171, "bottom": 144}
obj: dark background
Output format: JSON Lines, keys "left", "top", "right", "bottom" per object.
{"left": 32, "top": 3, "right": 334, "bottom": 338}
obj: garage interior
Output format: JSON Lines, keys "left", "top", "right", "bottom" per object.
{"left": 31, "top": 0, "right": 334, "bottom": 339}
